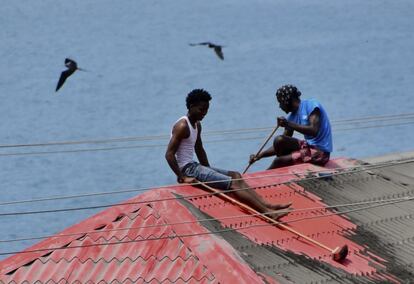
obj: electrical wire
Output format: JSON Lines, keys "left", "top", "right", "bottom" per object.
{"left": 0, "top": 163, "right": 358, "bottom": 206}
{"left": 1, "top": 119, "right": 413, "bottom": 157}
{"left": 0, "top": 112, "right": 413, "bottom": 150}
{"left": 0, "top": 157, "right": 409, "bottom": 207}
{"left": 0, "top": 137, "right": 260, "bottom": 157}
{"left": 0, "top": 195, "right": 411, "bottom": 256}
{"left": 0, "top": 195, "right": 411, "bottom": 244}
{"left": 0, "top": 158, "right": 411, "bottom": 216}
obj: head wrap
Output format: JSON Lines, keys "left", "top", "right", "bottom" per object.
{"left": 276, "top": 84, "right": 301, "bottom": 105}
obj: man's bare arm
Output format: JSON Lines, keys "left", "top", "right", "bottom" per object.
{"left": 279, "top": 108, "right": 321, "bottom": 137}
{"left": 165, "top": 120, "right": 194, "bottom": 183}
{"left": 195, "top": 122, "right": 210, "bottom": 167}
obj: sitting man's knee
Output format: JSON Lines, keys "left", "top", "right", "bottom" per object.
{"left": 273, "top": 135, "right": 285, "bottom": 147}
{"left": 228, "top": 171, "right": 242, "bottom": 179}
{"left": 273, "top": 135, "right": 286, "bottom": 156}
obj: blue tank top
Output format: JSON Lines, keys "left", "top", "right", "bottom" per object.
{"left": 287, "top": 99, "right": 333, "bottom": 153}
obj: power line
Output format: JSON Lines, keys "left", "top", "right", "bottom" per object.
{"left": 331, "top": 112, "right": 414, "bottom": 124}
{"left": 1, "top": 195, "right": 411, "bottom": 244}
{"left": 1, "top": 196, "right": 411, "bottom": 256}
{"left": 334, "top": 121, "right": 414, "bottom": 132}
{"left": 0, "top": 158, "right": 408, "bottom": 207}
{"left": 0, "top": 159, "right": 411, "bottom": 216}
{"left": 0, "top": 158, "right": 409, "bottom": 207}
{"left": 0, "top": 120, "right": 414, "bottom": 158}
{"left": 0, "top": 112, "right": 413, "bottom": 150}
{"left": 0, "top": 137, "right": 260, "bottom": 157}
{"left": 0, "top": 164, "right": 351, "bottom": 206}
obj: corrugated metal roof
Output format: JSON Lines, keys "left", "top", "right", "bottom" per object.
{"left": 0, "top": 157, "right": 413, "bottom": 283}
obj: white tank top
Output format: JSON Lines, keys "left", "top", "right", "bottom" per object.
{"left": 172, "top": 116, "right": 198, "bottom": 169}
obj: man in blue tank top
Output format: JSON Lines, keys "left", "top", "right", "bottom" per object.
{"left": 250, "top": 85, "right": 332, "bottom": 169}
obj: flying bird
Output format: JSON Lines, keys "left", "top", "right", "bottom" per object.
{"left": 55, "top": 58, "right": 84, "bottom": 92}
{"left": 189, "top": 42, "right": 224, "bottom": 60}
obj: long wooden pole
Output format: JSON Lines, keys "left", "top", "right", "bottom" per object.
{"left": 198, "top": 181, "right": 348, "bottom": 261}
{"left": 242, "top": 125, "right": 279, "bottom": 174}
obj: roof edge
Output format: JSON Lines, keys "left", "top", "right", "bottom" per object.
{"left": 362, "top": 150, "right": 414, "bottom": 164}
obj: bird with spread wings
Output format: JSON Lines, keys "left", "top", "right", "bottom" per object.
{"left": 189, "top": 42, "right": 224, "bottom": 60}
{"left": 55, "top": 58, "right": 85, "bottom": 92}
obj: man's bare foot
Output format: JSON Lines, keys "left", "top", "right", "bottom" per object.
{"left": 266, "top": 208, "right": 292, "bottom": 221}
{"left": 267, "top": 202, "right": 292, "bottom": 210}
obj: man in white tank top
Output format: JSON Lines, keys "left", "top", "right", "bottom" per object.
{"left": 166, "top": 89, "right": 292, "bottom": 220}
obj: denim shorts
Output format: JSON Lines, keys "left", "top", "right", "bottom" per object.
{"left": 181, "top": 162, "right": 232, "bottom": 190}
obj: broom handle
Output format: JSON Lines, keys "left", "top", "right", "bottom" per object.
{"left": 199, "top": 181, "right": 333, "bottom": 252}
{"left": 242, "top": 125, "right": 279, "bottom": 174}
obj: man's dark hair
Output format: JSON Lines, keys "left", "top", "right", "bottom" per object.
{"left": 276, "top": 84, "right": 301, "bottom": 105}
{"left": 186, "top": 89, "right": 212, "bottom": 109}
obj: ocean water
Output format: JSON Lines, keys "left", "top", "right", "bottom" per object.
{"left": 1, "top": 0, "right": 414, "bottom": 259}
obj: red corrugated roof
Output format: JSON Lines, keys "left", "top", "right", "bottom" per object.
{"left": 0, "top": 158, "right": 396, "bottom": 283}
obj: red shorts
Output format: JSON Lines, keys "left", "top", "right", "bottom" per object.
{"left": 291, "top": 140, "right": 330, "bottom": 166}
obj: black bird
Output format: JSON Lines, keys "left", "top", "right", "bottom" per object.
{"left": 189, "top": 42, "right": 224, "bottom": 60}
{"left": 55, "top": 58, "right": 84, "bottom": 92}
